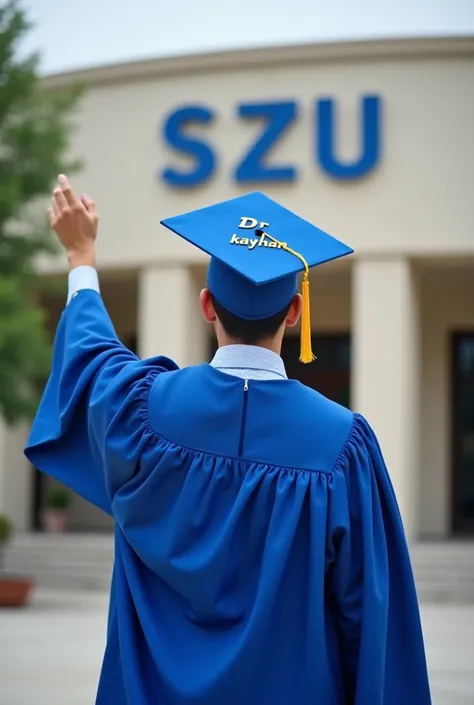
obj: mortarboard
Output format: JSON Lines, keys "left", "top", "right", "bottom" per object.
{"left": 160, "top": 192, "right": 353, "bottom": 363}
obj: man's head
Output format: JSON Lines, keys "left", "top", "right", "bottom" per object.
{"left": 159, "top": 191, "right": 354, "bottom": 362}
{"left": 199, "top": 257, "right": 302, "bottom": 352}
{"left": 200, "top": 288, "right": 302, "bottom": 352}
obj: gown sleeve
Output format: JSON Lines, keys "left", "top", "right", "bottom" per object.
{"left": 327, "top": 413, "right": 431, "bottom": 705}
{"left": 24, "top": 289, "right": 178, "bottom": 515}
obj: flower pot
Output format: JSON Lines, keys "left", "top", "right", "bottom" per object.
{"left": 42, "top": 509, "right": 69, "bottom": 533}
{"left": 0, "top": 576, "right": 34, "bottom": 607}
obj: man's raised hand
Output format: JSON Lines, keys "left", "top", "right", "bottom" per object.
{"left": 48, "top": 174, "right": 98, "bottom": 268}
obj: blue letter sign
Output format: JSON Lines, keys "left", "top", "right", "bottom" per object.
{"left": 234, "top": 101, "right": 298, "bottom": 183}
{"left": 160, "top": 95, "right": 381, "bottom": 188}
{"left": 317, "top": 95, "right": 381, "bottom": 179}
{"left": 161, "top": 105, "right": 216, "bottom": 187}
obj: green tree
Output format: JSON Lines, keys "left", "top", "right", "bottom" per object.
{"left": 0, "top": 0, "right": 82, "bottom": 424}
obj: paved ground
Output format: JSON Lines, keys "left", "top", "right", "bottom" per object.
{"left": 1, "top": 589, "right": 473, "bottom": 705}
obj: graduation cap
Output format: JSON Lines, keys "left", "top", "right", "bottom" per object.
{"left": 160, "top": 192, "right": 353, "bottom": 363}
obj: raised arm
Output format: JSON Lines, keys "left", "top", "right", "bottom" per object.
{"left": 25, "top": 176, "right": 178, "bottom": 512}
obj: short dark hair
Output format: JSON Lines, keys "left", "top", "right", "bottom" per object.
{"left": 210, "top": 293, "right": 291, "bottom": 345}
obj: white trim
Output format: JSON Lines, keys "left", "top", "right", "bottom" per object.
{"left": 41, "top": 36, "right": 474, "bottom": 90}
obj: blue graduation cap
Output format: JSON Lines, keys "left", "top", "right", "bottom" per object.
{"left": 160, "top": 191, "right": 353, "bottom": 363}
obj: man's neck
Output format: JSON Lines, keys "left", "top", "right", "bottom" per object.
{"left": 210, "top": 344, "right": 287, "bottom": 380}
{"left": 218, "top": 339, "right": 282, "bottom": 356}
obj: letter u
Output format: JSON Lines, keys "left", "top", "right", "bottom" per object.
{"left": 317, "top": 95, "right": 381, "bottom": 179}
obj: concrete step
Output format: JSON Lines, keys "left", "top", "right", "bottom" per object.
{"left": 3, "top": 568, "right": 112, "bottom": 591}
{"left": 3, "top": 533, "right": 114, "bottom": 590}
{"left": 4, "top": 534, "right": 474, "bottom": 602}
{"left": 411, "top": 543, "right": 474, "bottom": 602}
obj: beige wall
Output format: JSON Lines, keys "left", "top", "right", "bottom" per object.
{"left": 38, "top": 38, "right": 474, "bottom": 278}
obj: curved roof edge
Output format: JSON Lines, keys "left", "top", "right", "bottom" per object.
{"left": 41, "top": 35, "right": 474, "bottom": 89}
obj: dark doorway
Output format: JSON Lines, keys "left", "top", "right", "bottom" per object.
{"left": 282, "top": 334, "right": 351, "bottom": 408}
{"left": 31, "top": 465, "right": 45, "bottom": 531}
{"left": 452, "top": 332, "right": 474, "bottom": 535}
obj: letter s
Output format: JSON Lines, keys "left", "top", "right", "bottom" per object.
{"left": 160, "top": 106, "right": 216, "bottom": 187}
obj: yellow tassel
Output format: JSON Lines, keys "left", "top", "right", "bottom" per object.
{"left": 299, "top": 276, "right": 315, "bottom": 364}
{"left": 257, "top": 230, "right": 316, "bottom": 364}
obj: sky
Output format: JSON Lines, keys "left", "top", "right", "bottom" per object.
{"left": 20, "top": 0, "right": 474, "bottom": 76}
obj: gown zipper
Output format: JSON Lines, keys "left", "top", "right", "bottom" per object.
{"left": 238, "top": 379, "right": 249, "bottom": 457}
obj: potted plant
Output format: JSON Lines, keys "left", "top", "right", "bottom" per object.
{"left": 0, "top": 514, "right": 34, "bottom": 607}
{"left": 42, "top": 487, "right": 72, "bottom": 533}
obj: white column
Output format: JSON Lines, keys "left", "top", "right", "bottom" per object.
{"left": 0, "top": 420, "right": 32, "bottom": 531}
{"left": 352, "top": 257, "right": 420, "bottom": 540}
{"left": 138, "top": 265, "right": 208, "bottom": 367}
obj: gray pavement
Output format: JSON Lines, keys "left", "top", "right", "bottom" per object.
{"left": 1, "top": 588, "right": 473, "bottom": 705}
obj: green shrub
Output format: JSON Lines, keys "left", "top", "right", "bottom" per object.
{"left": 45, "top": 487, "right": 71, "bottom": 510}
{"left": 0, "top": 514, "right": 13, "bottom": 546}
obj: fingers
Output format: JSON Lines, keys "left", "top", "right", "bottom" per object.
{"left": 58, "top": 174, "right": 79, "bottom": 207}
{"left": 52, "top": 174, "right": 81, "bottom": 215}
{"left": 47, "top": 175, "right": 98, "bottom": 234}
{"left": 53, "top": 185, "right": 69, "bottom": 212}
{"left": 51, "top": 197, "right": 61, "bottom": 219}
{"left": 81, "top": 194, "right": 97, "bottom": 218}
{"left": 48, "top": 196, "right": 61, "bottom": 227}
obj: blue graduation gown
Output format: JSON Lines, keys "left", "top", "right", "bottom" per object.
{"left": 25, "top": 290, "right": 431, "bottom": 705}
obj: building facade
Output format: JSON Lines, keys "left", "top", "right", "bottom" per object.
{"left": 0, "top": 36, "right": 473, "bottom": 541}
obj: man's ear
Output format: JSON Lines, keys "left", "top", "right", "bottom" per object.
{"left": 286, "top": 294, "right": 303, "bottom": 328}
{"left": 200, "top": 288, "right": 217, "bottom": 323}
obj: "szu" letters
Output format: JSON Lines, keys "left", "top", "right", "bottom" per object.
{"left": 159, "top": 95, "right": 382, "bottom": 188}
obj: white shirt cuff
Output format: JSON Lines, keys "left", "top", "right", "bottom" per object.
{"left": 67, "top": 266, "right": 100, "bottom": 305}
